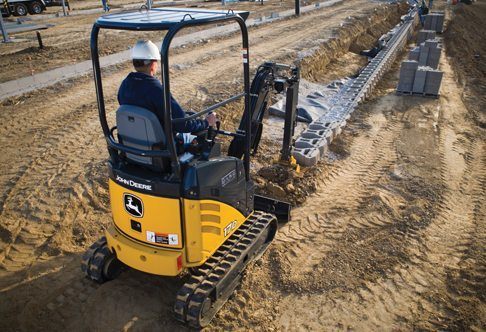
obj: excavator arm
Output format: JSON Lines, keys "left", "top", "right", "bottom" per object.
{"left": 228, "top": 62, "right": 300, "bottom": 160}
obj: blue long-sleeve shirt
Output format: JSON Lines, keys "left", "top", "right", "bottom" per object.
{"left": 117, "top": 72, "right": 208, "bottom": 133}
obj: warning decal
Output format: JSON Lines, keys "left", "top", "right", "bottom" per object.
{"left": 146, "top": 231, "right": 179, "bottom": 245}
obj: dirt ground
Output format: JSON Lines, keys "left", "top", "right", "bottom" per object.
{"left": 0, "top": 0, "right": 485, "bottom": 331}
{"left": 0, "top": 0, "right": 325, "bottom": 83}
{"left": 444, "top": 0, "right": 486, "bottom": 128}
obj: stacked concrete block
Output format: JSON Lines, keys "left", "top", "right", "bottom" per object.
{"left": 418, "top": 45, "right": 429, "bottom": 66}
{"left": 424, "top": 12, "right": 445, "bottom": 33}
{"left": 397, "top": 60, "right": 419, "bottom": 92}
{"left": 426, "top": 46, "right": 441, "bottom": 69}
{"left": 397, "top": 65, "right": 443, "bottom": 96}
{"left": 409, "top": 39, "right": 442, "bottom": 69}
{"left": 423, "top": 39, "right": 439, "bottom": 49}
{"left": 424, "top": 70, "right": 443, "bottom": 95}
{"left": 437, "top": 14, "right": 445, "bottom": 32}
{"left": 399, "top": 35, "right": 442, "bottom": 94}
{"left": 417, "top": 30, "right": 436, "bottom": 44}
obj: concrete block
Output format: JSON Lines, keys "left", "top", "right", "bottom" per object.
{"left": 424, "top": 13, "right": 445, "bottom": 33}
{"left": 301, "top": 128, "right": 327, "bottom": 140}
{"left": 412, "top": 67, "right": 428, "bottom": 93}
{"left": 424, "top": 39, "right": 439, "bottom": 48}
{"left": 292, "top": 147, "right": 320, "bottom": 166}
{"left": 424, "top": 15, "right": 433, "bottom": 30}
{"left": 431, "top": 15, "right": 438, "bottom": 33}
{"left": 325, "top": 128, "right": 334, "bottom": 144}
{"left": 401, "top": 59, "right": 419, "bottom": 70}
{"left": 409, "top": 47, "right": 420, "bottom": 61}
{"left": 309, "top": 121, "right": 331, "bottom": 131}
{"left": 295, "top": 137, "right": 328, "bottom": 155}
{"left": 417, "top": 32, "right": 426, "bottom": 45}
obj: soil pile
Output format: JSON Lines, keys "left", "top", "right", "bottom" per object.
{"left": 445, "top": 1, "right": 486, "bottom": 127}
{"left": 300, "top": 2, "right": 406, "bottom": 82}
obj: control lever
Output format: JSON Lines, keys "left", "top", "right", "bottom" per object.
{"left": 207, "top": 117, "right": 221, "bottom": 141}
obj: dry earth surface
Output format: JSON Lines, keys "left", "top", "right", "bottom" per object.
{"left": 0, "top": 0, "right": 484, "bottom": 331}
{"left": 0, "top": 0, "right": 325, "bottom": 83}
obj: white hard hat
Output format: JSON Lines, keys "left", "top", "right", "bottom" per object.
{"left": 131, "top": 40, "right": 161, "bottom": 61}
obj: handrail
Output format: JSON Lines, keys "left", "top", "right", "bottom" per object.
{"left": 161, "top": 14, "right": 250, "bottom": 180}
{"left": 92, "top": 14, "right": 250, "bottom": 180}
{"left": 172, "top": 92, "right": 245, "bottom": 124}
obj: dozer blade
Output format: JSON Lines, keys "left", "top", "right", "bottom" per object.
{"left": 173, "top": 211, "right": 277, "bottom": 329}
{"left": 254, "top": 194, "right": 291, "bottom": 223}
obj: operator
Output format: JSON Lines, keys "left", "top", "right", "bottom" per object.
{"left": 118, "top": 40, "right": 218, "bottom": 135}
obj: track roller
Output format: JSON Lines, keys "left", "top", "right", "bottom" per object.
{"left": 81, "top": 236, "right": 125, "bottom": 283}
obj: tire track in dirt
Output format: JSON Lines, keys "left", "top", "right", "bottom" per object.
{"left": 0, "top": 88, "right": 120, "bottom": 272}
{"left": 0, "top": 0, "right": 382, "bottom": 276}
{"left": 0, "top": 108, "right": 108, "bottom": 271}
{"left": 209, "top": 39, "right": 486, "bottom": 329}
{"left": 211, "top": 93, "right": 419, "bottom": 330}
{"left": 0, "top": 88, "right": 100, "bottom": 214}
{"left": 0, "top": 2, "right": 411, "bottom": 330}
{"left": 278, "top": 104, "right": 400, "bottom": 246}
{"left": 241, "top": 57, "right": 485, "bottom": 330}
{"left": 340, "top": 107, "right": 485, "bottom": 330}
{"left": 169, "top": 1, "right": 377, "bottom": 96}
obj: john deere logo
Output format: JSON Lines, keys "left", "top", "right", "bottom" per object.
{"left": 124, "top": 194, "right": 143, "bottom": 218}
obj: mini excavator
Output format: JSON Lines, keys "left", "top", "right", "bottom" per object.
{"left": 82, "top": 7, "right": 300, "bottom": 328}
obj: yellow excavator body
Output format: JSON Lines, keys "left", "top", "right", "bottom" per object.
{"left": 105, "top": 179, "right": 247, "bottom": 276}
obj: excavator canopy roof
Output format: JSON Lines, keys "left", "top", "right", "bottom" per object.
{"left": 95, "top": 7, "right": 250, "bottom": 30}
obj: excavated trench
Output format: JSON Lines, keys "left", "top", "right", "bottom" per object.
{"left": 1, "top": 1, "right": 483, "bottom": 330}
{"left": 300, "top": 4, "right": 405, "bottom": 81}
{"left": 254, "top": 3, "right": 407, "bottom": 205}
{"left": 212, "top": 5, "right": 485, "bottom": 330}
{"left": 5, "top": 2, "right": 466, "bottom": 331}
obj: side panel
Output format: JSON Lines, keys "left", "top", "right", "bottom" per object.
{"left": 183, "top": 199, "right": 247, "bottom": 266}
{"left": 109, "top": 179, "right": 183, "bottom": 249}
{"left": 105, "top": 225, "right": 183, "bottom": 276}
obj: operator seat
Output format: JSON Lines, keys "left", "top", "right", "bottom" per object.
{"left": 116, "top": 105, "right": 168, "bottom": 171}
